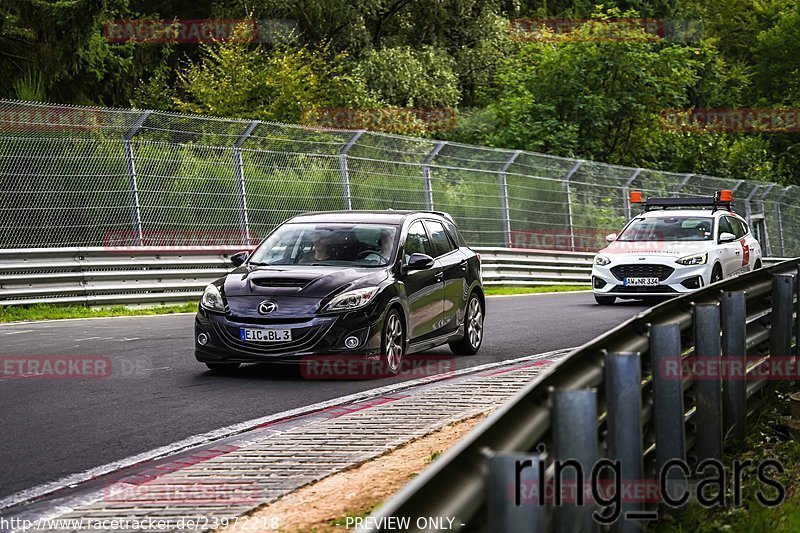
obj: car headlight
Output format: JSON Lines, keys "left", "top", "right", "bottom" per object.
{"left": 323, "top": 286, "right": 380, "bottom": 312}
{"left": 201, "top": 284, "right": 225, "bottom": 312}
{"left": 676, "top": 252, "right": 708, "bottom": 266}
{"left": 595, "top": 255, "right": 611, "bottom": 266}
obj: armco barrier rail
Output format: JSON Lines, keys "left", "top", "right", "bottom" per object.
{"left": 364, "top": 257, "right": 800, "bottom": 533}
{"left": 0, "top": 247, "right": 786, "bottom": 306}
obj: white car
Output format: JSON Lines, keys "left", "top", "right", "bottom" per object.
{"left": 591, "top": 193, "right": 762, "bottom": 305}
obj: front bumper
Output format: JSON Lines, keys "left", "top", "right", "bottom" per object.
{"left": 591, "top": 258, "right": 711, "bottom": 299}
{"left": 194, "top": 306, "right": 385, "bottom": 363}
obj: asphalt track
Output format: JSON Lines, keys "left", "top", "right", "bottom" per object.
{"left": 0, "top": 292, "right": 649, "bottom": 500}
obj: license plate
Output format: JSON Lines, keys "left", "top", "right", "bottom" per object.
{"left": 239, "top": 328, "right": 292, "bottom": 342}
{"left": 624, "top": 277, "right": 659, "bottom": 287}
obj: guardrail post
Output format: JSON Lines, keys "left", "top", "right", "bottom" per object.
{"left": 122, "top": 111, "right": 151, "bottom": 246}
{"left": 650, "top": 323, "right": 687, "bottom": 502}
{"left": 499, "top": 150, "right": 521, "bottom": 247}
{"left": 774, "top": 186, "right": 791, "bottom": 258}
{"left": 721, "top": 291, "right": 747, "bottom": 447}
{"left": 487, "top": 452, "right": 547, "bottom": 532}
{"left": 605, "top": 352, "right": 644, "bottom": 533}
{"left": 770, "top": 274, "right": 794, "bottom": 362}
{"left": 693, "top": 303, "right": 723, "bottom": 462}
{"left": 422, "top": 141, "right": 446, "bottom": 210}
{"left": 233, "top": 120, "right": 258, "bottom": 247}
{"left": 562, "top": 161, "right": 583, "bottom": 251}
{"left": 338, "top": 130, "right": 364, "bottom": 210}
{"left": 673, "top": 173, "right": 693, "bottom": 197}
{"left": 622, "top": 168, "right": 642, "bottom": 220}
{"left": 552, "top": 389, "right": 598, "bottom": 533}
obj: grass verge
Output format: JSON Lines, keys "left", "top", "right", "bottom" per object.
{"left": 0, "top": 302, "right": 198, "bottom": 323}
{"left": 652, "top": 384, "right": 800, "bottom": 532}
{"left": 484, "top": 285, "right": 590, "bottom": 296}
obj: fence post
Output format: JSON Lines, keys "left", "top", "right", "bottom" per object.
{"left": 649, "top": 323, "right": 687, "bottom": 504}
{"left": 721, "top": 291, "right": 747, "bottom": 447}
{"left": 499, "top": 150, "right": 521, "bottom": 247}
{"left": 487, "top": 452, "right": 547, "bottom": 532}
{"left": 122, "top": 111, "right": 151, "bottom": 246}
{"left": 605, "top": 352, "right": 644, "bottom": 533}
{"left": 622, "top": 168, "right": 642, "bottom": 220}
{"left": 338, "top": 130, "right": 364, "bottom": 210}
{"left": 422, "top": 141, "right": 446, "bottom": 210}
{"left": 759, "top": 183, "right": 776, "bottom": 256}
{"left": 694, "top": 303, "right": 723, "bottom": 462}
{"left": 562, "top": 160, "right": 583, "bottom": 251}
{"left": 673, "top": 173, "right": 693, "bottom": 197}
{"left": 774, "top": 186, "right": 791, "bottom": 258}
{"left": 233, "top": 120, "right": 258, "bottom": 247}
{"left": 552, "top": 389, "right": 598, "bottom": 533}
{"left": 797, "top": 266, "right": 800, "bottom": 360}
{"left": 771, "top": 274, "right": 794, "bottom": 362}
{"left": 744, "top": 184, "right": 762, "bottom": 227}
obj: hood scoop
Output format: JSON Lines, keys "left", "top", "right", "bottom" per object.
{"left": 250, "top": 277, "right": 310, "bottom": 289}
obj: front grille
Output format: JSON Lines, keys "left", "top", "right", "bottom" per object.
{"left": 610, "top": 285, "right": 677, "bottom": 294}
{"left": 610, "top": 264, "right": 674, "bottom": 282}
{"left": 211, "top": 318, "right": 335, "bottom": 355}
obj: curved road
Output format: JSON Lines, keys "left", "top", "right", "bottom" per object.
{"left": 0, "top": 292, "right": 649, "bottom": 500}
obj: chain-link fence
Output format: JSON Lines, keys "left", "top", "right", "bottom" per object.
{"left": 1, "top": 99, "right": 798, "bottom": 255}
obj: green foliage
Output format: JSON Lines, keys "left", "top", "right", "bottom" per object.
{"left": 356, "top": 45, "right": 460, "bottom": 108}
{"left": 0, "top": 302, "right": 198, "bottom": 323}
{"left": 173, "top": 29, "right": 375, "bottom": 122}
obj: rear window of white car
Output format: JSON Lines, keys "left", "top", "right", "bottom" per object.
{"left": 618, "top": 216, "right": 714, "bottom": 242}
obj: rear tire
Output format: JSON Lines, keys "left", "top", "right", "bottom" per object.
{"left": 594, "top": 295, "right": 616, "bottom": 305}
{"left": 381, "top": 309, "right": 405, "bottom": 375}
{"left": 205, "top": 362, "right": 241, "bottom": 372}
{"left": 449, "top": 293, "right": 484, "bottom": 355}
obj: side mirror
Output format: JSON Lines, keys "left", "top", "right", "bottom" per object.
{"left": 405, "top": 253, "right": 434, "bottom": 270}
{"left": 605, "top": 233, "right": 618, "bottom": 243}
{"left": 230, "top": 251, "right": 249, "bottom": 267}
{"left": 719, "top": 232, "right": 737, "bottom": 244}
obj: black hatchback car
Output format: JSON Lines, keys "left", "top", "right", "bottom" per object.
{"left": 194, "top": 211, "right": 484, "bottom": 375}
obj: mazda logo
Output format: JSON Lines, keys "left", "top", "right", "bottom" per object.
{"left": 258, "top": 301, "right": 277, "bottom": 315}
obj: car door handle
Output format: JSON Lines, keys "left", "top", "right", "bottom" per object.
{"left": 735, "top": 250, "right": 740, "bottom": 255}
{"left": 434, "top": 272, "right": 444, "bottom": 282}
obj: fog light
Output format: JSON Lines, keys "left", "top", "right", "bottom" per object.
{"left": 681, "top": 276, "right": 703, "bottom": 290}
{"left": 344, "top": 336, "right": 360, "bottom": 349}
{"left": 593, "top": 276, "right": 607, "bottom": 289}
{"left": 197, "top": 332, "right": 209, "bottom": 346}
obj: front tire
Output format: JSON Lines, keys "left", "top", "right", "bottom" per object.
{"left": 711, "top": 263, "right": 723, "bottom": 284}
{"left": 381, "top": 309, "right": 405, "bottom": 375}
{"left": 449, "top": 293, "right": 484, "bottom": 355}
{"left": 205, "top": 362, "right": 241, "bottom": 372}
{"left": 594, "top": 295, "right": 616, "bottom": 305}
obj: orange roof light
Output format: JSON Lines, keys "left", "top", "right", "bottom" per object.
{"left": 718, "top": 189, "right": 733, "bottom": 202}
{"left": 630, "top": 190, "right": 643, "bottom": 204}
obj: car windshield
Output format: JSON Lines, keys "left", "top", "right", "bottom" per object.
{"left": 617, "top": 216, "right": 715, "bottom": 242}
{"left": 248, "top": 223, "right": 398, "bottom": 267}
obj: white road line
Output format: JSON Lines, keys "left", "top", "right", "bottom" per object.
{"left": 0, "top": 348, "right": 571, "bottom": 513}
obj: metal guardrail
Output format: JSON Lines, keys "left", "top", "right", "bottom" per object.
{"left": 365, "top": 257, "right": 800, "bottom": 532}
{"left": 0, "top": 247, "right": 789, "bottom": 306}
